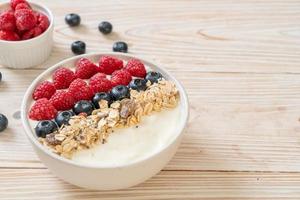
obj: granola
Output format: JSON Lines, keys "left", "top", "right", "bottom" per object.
{"left": 39, "top": 80, "right": 179, "bottom": 158}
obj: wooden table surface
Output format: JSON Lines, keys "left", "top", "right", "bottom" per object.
{"left": 1, "top": 0, "right": 300, "bottom": 199}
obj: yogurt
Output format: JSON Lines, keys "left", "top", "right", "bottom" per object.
{"left": 71, "top": 105, "right": 181, "bottom": 166}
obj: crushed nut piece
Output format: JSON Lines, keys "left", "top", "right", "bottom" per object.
{"left": 120, "top": 99, "right": 136, "bottom": 118}
{"left": 54, "top": 134, "right": 66, "bottom": 142}
{"left": 99, "top": 100, "right": 108, "bottom": 109}
{"left": 111, "top": 102, "right": 121, "bottom": 109}
{"left": 45, "top": 133, "right": 61, "bottom": 146}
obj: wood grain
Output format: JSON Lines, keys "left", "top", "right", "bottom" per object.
{"left": 1, "top": 0, "right": 300, "bottom": 73}
{"left": 0, "top": 0, "right": 300, "bottom": 198}
{"left": 1, "top": 169, "right": 300, "bottom": 200}
{"left": 1, "top": 68, "right": 300, "bottom": 171}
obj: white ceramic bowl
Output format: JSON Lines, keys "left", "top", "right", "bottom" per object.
{"left": 0, "top": 2, "right": 53, "bottom": 69}
{"left": 21, "top": 53, "right": 189, "bottom": 190}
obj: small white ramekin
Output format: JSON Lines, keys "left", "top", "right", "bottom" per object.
{"left": 21, "top": 52, "right": 189, "bottom": 190}
{"left": 0, "top": 2, "right": 54, "bottom": 69}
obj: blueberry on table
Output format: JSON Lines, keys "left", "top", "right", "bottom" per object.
{"left": 129, "top": 78, "right": 147, "bottom": 91}
{"left": 55, "top": 110, "right": 75, "bottom": 127}
{"left": 65, "top": 13, "right": 81, "bottom": 26}
{"left": 0, "top": 114, "right": 8, "bottom": 132}
{"left": 71, "top": 41, "right": 86, "bottom": 55}
{"left": 92, "top": 92, "right": 113, "bottom": 109}
{"left": 35, "top": 120, "right": 58, "bottom": 138}
{"left": 111, "top": 85, "right": 130, "bottom": 101}
{"left": 112, "top": 41, "right": 128, "bottom": 53}
{"left": 98, "top": 21, "right": 113, "bottom": 34}
{"left": 145, "top": 71, "right": 163, "bottom": 84}
{"left": 73, "top": 100, "right": 94, "bottom": 116}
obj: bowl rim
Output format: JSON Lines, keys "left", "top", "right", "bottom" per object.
{"left": 0, "top": 1, "right": 54, "bottom": 44}
{"left": 21, "top": 52, "right": 189, "bottom": 169}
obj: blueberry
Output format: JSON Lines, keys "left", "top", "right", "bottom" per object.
{"left": 92, "top": 92, "right": 113, "bottom": 109}
{"left": 129, "top": 78, "right": 147, "bottom": 91}
{"left": 35, "top": 120, "right": 58, "bottom": 138}
{"left": 73, "top": 100, "right": 94, "bottom": 115}
{"left": 98, "top": 21, "right": 112, "bottom": 34}
{"left": 65, "top": 13, "right": 81, "bottom": 26}
{"left": 0, "top": 114, "right": 8, "bottom": 132}
{"left": 55, "top": 110, "right": 75, "bottom": 127}
{"left": 111, "top": 85, "right": 130, "bottom": 100}
{"left": 71, "top": 41, "right": 86, "bottom": 55}
{"left": 145, "top": 71, "right": 163, "bottom": 84}
{"left": 112, "top": 41, "right": 128, "bottom": 53}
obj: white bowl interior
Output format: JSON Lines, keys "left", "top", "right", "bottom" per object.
{"left": 21, "top": 52, "right": 189, "bottom": 169}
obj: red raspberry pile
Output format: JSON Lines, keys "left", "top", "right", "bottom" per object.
{"left": 29, "top": 56, "right": 148, "bottom": 121}
{"left": 0, "top": 0, "right": 50, "bottom": 41}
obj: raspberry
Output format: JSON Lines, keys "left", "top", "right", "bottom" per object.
{"left": 125, "top": 59, "right": 147, "bottom": 78}
{"left": 69, "top": 78, "right": 93, "bottom": 101}
{"left": 22, "top": 26, "right": 42, "bottom": 40}
{"left": 32, "top": 81, "right": 56, "bottom": 100}
{"left": 29, "top": 98, "right": 57, "bottom": 120}
{"left": 111, "top": 70, "right": 132, "bottom": 86}
{"left": 91, "top": 72, "right": 106, "bottom": 80}
{"left": 36, "top": 12, "right": 49, "bottom": 31}
{"left": 10, "top": 0, "right": 26, "bottom": 10}
{"left": 0, "top": 30, "right": 20, "bottom": 41}
{"left": 98, "top": 56, "right": 123, "bottom": 75}
{"left": 89, "top": 73, "right": 112, "bottom": 94}
{"left": 0, "top": 11, "right": 16, "bottom": 31}
{"left": 15, "top": 2, "right": 31, "bottom": 10}
{"left": 15, "top": 27, "right": 24, "bottom": 36}
{"left": 75, "top": 58, "right": 98, "bottom": 79}
{"left": 52, "top": 67, "right": 75, "bottom": 89}
{"left": 15, "top": 9, "right": 37, "bottom": 31}
{"left": 22, "top": 12, "right": 49, "bottom": 40}
{"left": 49, "top": 90, "right": 75, "bottom": 111}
